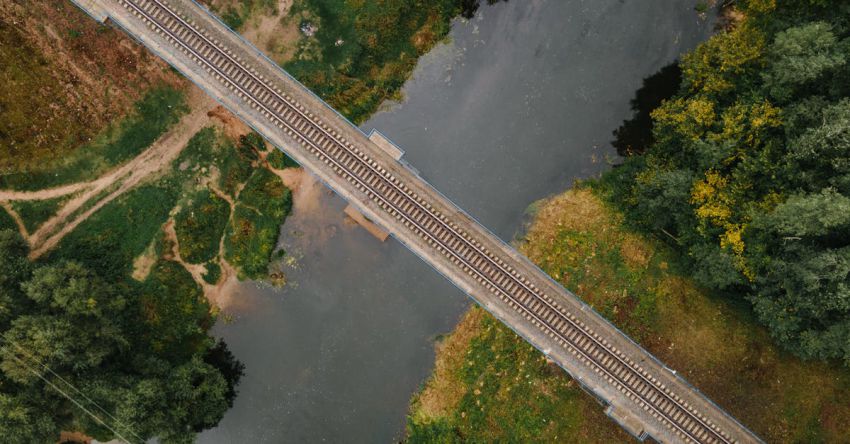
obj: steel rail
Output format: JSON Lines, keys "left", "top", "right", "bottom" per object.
{"left": 122, "top": 0, "right": 731, "bottom": 441}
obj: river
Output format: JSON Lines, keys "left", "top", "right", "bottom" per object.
{"left": 200, "top": 1, "right": 714, "bottom": 442}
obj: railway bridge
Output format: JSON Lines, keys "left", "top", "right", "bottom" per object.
{"left": 70, "top": 0, "right": 762, "bottom": 442}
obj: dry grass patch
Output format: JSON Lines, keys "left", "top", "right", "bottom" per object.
{"left": 412, "top": 308, "right": 485, "bottom": 422}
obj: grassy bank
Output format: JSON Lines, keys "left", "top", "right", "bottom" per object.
{"left": 407, "top": 188, "right": 850, "bottom": 443}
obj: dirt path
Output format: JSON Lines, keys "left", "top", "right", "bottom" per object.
{"left": 0, "top": 201, "right": 29, "bottom": 239}
{"left": 0, "top": 182, "right": 91, "bottom": 202}
{"left": 19, "top": 87, "right": 218, "bottom": 259}
{"left": 163, "top": 216, "right": 240, "bottom": 309}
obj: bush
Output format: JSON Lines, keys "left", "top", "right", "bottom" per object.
{"left": 224, "top": 169, "right": 291, "bottom": 280}
{"left": 174, "top": 190, "right": 231, "bottom": 264}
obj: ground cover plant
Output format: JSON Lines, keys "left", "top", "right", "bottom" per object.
{"left": 174, "top": 190, "right": 232, "bottom": 264}
{"left": 224, "top": 167, "right": 292, "bottom": 280}
{"left": 285, "top": 0, "right": 470, "bottom": 122}
{"left": 9, "top": 196, "right": 70, "bottom": 234}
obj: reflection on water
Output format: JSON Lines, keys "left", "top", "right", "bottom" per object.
{"left": 200, "top": 1, "right": 714, "bottom": 442}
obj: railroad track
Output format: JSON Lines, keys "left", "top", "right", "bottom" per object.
{"left": 117, "top": 0, "right": 736, "bottom": 441}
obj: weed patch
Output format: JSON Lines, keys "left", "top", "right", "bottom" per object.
{"left": 9, "top": 196, "right": 71, "bottom": 234}
{"left": 174, "top": 190, "right": 231, "bottom": 264}
{"left": 224, "top": 168, "right": 291, "bottom": 280}
{"left": 286, "top": 0, "right": 460, "bottom": 123}
{"left": 47, "top": 181, "right": 181, "bottom": 279}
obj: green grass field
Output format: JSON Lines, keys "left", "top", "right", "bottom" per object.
{"left": 47, "top": 182, "right": 182, "bottom": 278}
{"left": 10, "top": 196, "right": 71, "bottom": 234}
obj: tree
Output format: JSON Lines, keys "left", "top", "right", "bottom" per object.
{"left": 763, "top": 22, "right": 846, "bottom": 102}
{"left": 0, "top": 393, "right": 57, "bottom": 444}
{"left": 0, "top": 230, "right": 31, "bottom": 329}
{"left": 0, "top": 244, "right": 241, "bottom": 442}
{"left": 789, "top": 99, "right": 850, "bottom": 192}
{"left": 115, "top": 357, "right": 229, "bottom": 443}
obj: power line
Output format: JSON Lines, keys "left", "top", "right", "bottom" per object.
{"left": 4, "top": 339, "right": 146, "bottom": 443}
{"left": 0, "top": 338, "right": 142, "bottom": 444}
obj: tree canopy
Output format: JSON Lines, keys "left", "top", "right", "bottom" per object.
{"left": 0, "top": 229, "right": 243, "bottom": 442}
{"left": 606, "top": 0, "right": 850, "bottom": 364}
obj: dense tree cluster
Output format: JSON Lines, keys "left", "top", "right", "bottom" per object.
{"left": 607, "top": 0, "right": 850, "bottom": 364}
{"left": 0, "top": 229, "right": 243, "bottom": 443}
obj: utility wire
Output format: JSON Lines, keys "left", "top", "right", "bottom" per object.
{"left": 4, "top": 339, "right": 146, "bottom": 443}
{"left": 0, "top": 338, "right": 142, "bottom": 444}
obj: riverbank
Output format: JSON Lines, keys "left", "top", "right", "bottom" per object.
{"left": 407, "top": 187, "right": 850, "bottom": 442}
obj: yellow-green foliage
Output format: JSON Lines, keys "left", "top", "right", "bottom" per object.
{"left": 651, "top": 97, "right": 716, "bottom": 142}
{"left": 680, "top": 22, "right": 766, "bottom": 95}
{"left": 608, "top": 0, "right": 850, "bottom": 362}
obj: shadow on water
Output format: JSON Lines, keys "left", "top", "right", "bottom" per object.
{"left": 611, "top": 62, "right": 681, "bottom": 157}
{"left": 459, "top": 0, "right": 508, "bottom": 19}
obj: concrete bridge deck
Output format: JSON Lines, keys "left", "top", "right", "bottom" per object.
{"left": 69, "top": 0, "right": 762, "bottom": 442}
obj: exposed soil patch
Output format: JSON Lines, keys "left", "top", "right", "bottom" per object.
{"left": 241, "top": 0, "right": 299, "bottom": 64}
{"left": 208, "top": 105, "right": 252, "bottom": 139}
{"left": 131, "top": 240, "right": 158, "bottom": 281}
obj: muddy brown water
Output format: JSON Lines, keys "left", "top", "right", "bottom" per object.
{"left": 200, "top": 1, "right": 714, "bottom": 442}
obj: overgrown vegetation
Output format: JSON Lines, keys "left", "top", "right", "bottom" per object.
{"left": 408, "top": 189, "right": 850, "bottom": 442}
{"left": 9, "top": 196, "right": 70, "bottom": 234}
{"left": 174, "top": 190, "right": 231, "bottom": 264}
{"left": 225, "top": 167, "right": 291, "bottom": 280}
{"left": 604, "top": 0, "right": 850, "bottom": 365}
